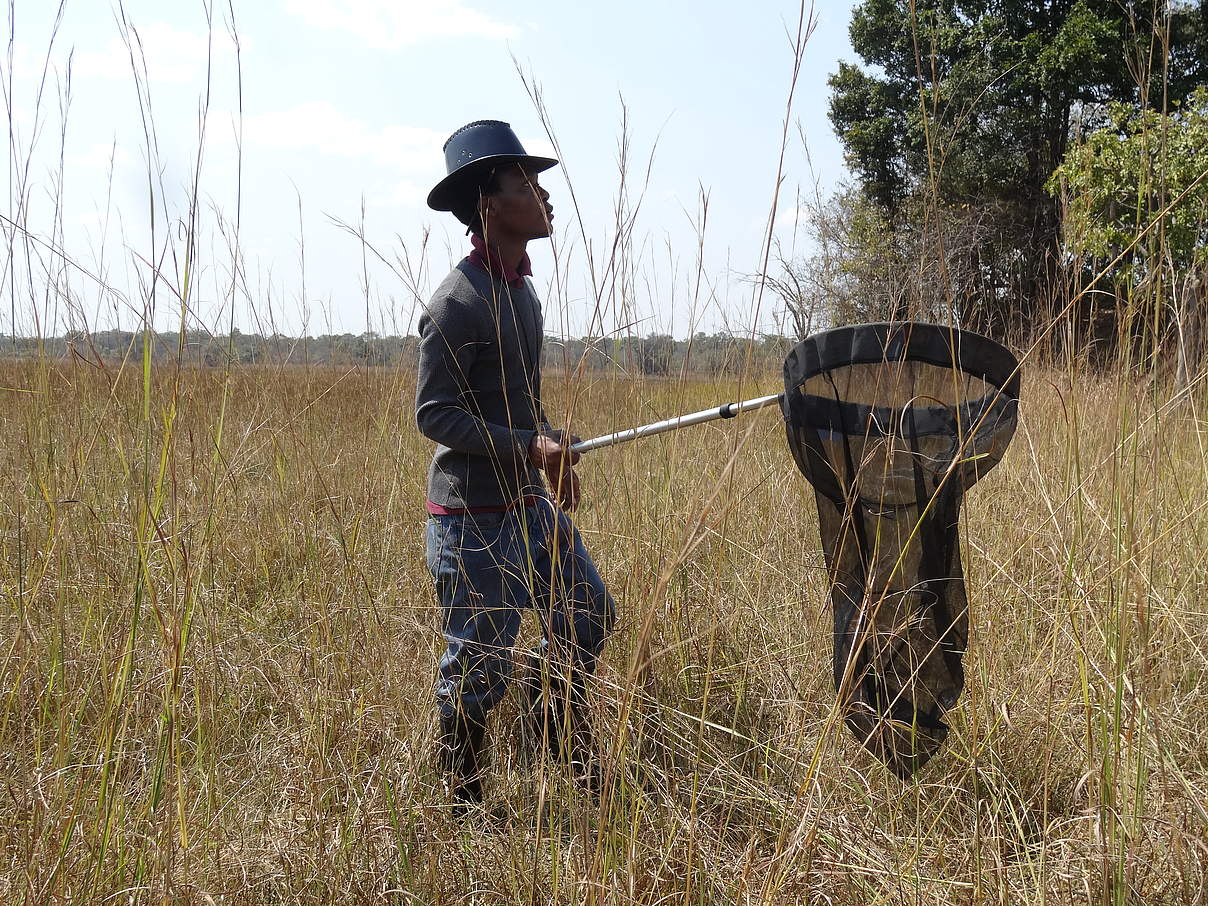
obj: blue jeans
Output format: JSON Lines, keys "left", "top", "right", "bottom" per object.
{"left": 425, "top": 501, "right": 615, "bottom": 722}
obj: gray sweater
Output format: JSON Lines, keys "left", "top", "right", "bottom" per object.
{"left": 415, "top": 260, "right": 548, "bottom": 509}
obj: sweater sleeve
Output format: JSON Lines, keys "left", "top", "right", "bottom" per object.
{"left": 414, "top": 294, "right": 537, "bottom": 466}
{"left": 528, "top": 278, "right": 550, "bottom": 429}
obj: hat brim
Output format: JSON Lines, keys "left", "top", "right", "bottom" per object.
{"left": 427, "top": 154, "right": 559, "bottom": 212}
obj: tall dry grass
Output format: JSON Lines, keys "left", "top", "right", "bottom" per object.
{"left": 1, "top": 357, "right": 1206, "bottom": 904}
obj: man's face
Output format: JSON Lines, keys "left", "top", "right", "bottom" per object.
{"left": 481, "top": 164, "right": 553, "bottom": 241}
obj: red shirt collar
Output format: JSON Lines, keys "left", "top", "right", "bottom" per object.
{"left": 468, "top": 234, "right": 532, "bottom": 287}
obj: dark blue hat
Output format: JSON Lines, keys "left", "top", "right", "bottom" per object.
{"left": 427, "top": 120, "right": 558, "bottom": 212}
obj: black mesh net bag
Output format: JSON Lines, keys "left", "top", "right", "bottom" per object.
{"left": 781, "top": 322, "right": 1021, "bottom": 777}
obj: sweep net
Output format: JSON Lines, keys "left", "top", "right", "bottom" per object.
{"left": 781, "top": 323, "right": 1021, "bottom": 777}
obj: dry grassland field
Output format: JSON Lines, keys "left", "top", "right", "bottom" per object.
{"left": 1, "top": 357, "right": 1206, "bottom": 905}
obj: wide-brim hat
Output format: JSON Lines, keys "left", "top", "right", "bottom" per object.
{"left": 427, "top": 120, "right": 558, "bottom": 212}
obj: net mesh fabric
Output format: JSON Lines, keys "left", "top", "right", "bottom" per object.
{"left": 782, "top": 323, "right": 1020, "bottom": 777}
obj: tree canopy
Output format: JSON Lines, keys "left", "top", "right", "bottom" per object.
{"left": 1049, "top": 86, "right": 1208, "bottom": 276}
{"left": 831, "top": 0, "right": 1206, "bottom": 213}
{"left": 826, "top": 0, "right": 1207, "bottom": 336}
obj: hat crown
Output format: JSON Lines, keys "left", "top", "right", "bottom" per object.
{"left": 427, "top": 119, "right": 557, "bottom": 213}
{"left": 442, "top": 120, "right": 529, "bottom": 175}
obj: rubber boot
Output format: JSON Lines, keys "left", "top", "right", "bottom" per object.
{"left": 522, "top": 658, "right": 601, "bottom": 795}
{"left": 437, "top": 709, "right": 487, "bottom": 813}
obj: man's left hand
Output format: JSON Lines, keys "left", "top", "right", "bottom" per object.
{"left": 551, "top": 465, "right": 581, "bottom": 511}
{"left": 530, "top": 429, "right": 583, "bottom": 510}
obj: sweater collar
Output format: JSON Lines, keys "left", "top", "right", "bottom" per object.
{"left": 468, "top": 234, "right": 531, "bottom": 287}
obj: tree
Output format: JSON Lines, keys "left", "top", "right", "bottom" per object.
{"left": 1048, "top": 86, "right": 1208, "bottom": 364}
{"left": 828, "top": 0, "right": 1207, "bottom": 335}
{"left": 1050, "top": 87, "right": 1208, "bottom": 273}
{"left": 637, "top": 334, "right": 674, "bottom": 376}
{"left": 770, "top": 188, "right": 1008, "bottom": 335}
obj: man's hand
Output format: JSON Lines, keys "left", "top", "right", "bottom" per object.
{"left": 528, "top": 430, "right": 582, "bottom": 510}
{"left": 527, "top": 430, "right": 581, "bottom": 471}
{"left": 550, "top": 464, "right": 581, "bottom": 511}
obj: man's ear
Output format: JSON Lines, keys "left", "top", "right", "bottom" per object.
{"left": 477, "top": 193, "right": 493, "bottom": 224}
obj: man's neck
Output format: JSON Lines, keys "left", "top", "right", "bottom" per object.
{"left": 483, "top": 235, "right": 528, "bottom": 272}
{"left": 469, "top": 233, "right": 533, "bottom": 286}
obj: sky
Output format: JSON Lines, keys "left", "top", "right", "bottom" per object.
{"left": 3, "top": 0, "right": 859, "bottom": 340}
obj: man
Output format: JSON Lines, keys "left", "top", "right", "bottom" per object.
{"left": 416, "top": 120, "right": 615, "bottom": 809}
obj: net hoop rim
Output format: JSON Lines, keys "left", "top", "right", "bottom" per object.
{"left": 782, "top": 322, "right": 1021, "bottom": 399}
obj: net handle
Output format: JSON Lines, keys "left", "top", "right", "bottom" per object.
{"left": 570, "top": 393, "right": 784, "bottom": 454}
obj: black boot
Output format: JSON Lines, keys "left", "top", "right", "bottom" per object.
{"left": 521, "top": 659, "right": 601, "bottom": 795}
{"left": 437, "top": 709, "right": 487, "bottom": 811}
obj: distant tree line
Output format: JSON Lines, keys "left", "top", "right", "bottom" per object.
{"left": 1, "top": 329, "right": 419, "bottom": 368}
{"left": 546, "top": 333, "right": 790, "bottom": 375}
{"left": 1, "top": 329, "right": 790, "bottom": 375}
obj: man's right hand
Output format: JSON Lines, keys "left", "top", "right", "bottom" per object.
{"left": 528, "top": 431, "right": 583, "bottom": 510}
{"left": 527, "top": 431, "right": 581, "bottom": 472}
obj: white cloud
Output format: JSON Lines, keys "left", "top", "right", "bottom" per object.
{"left": 526, "top": 137, "right": 557, "bottom": 160}
{"left": 10, "top": 44, "right": 45, "bottom": 81}
{"left": 68, "top": 142, "right": 133, "bottom": 172}
{"left": 372, "top": 180, "right": 426, "bottom": 208}
{"left": 239, "top": 102, "right": 445, "bottom": 173}
{"left": 73, "top": 21, "right": 239, "bottom": 86}
{"left": 283, "top": 0, "right": 519, "bottom": 47}
{"left": 774, "top": 204, "right": 809, "bottom": 230}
